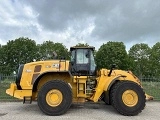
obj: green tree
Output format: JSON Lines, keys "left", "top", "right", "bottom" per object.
{"left": 75, "top": 43, "right": 90, "bottom": 47}
{"left": 150, "top": 42, "right": 160, "bottom": 76}
{"left": 0, "top": 44, "right": 2, "bottom": 66}
{"left": 0, "top": 45, "right": 4, "bottom": 73}
{"left": 128, "top": 43, "right": 151, "bottom": 77}
{"left": 4, "top": 37, "right": 37, "bottom": 73}
{"left": 0, "top": 45, "right": 12, "bottom": 74}
{"left": 95, "top": 41, "right": 129, "bottom": 70}
{"left": 37, "top": 41, "right": 69, "bottom": 60}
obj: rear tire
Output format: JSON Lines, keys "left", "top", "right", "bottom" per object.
{"left": 110, "top": 81, "right": 146, "bottom": 116}
{"left": 38, "top": 80, "right": 72, "bottom": 116}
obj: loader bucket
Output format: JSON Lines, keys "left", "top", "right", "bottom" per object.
{"left": 145, "top": 93, "right": 153, "bottom": 101}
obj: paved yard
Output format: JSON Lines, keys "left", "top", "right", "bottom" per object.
{"left": 0, "top": 101, "right": 159, "bottom": 120}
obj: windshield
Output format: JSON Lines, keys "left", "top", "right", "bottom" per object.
{"left": 76, "top": 49, "right": 88, "bottom": 64}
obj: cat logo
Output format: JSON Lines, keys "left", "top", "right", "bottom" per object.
{"left": 26, "top": 69, "right": 32, "bottom": 73}
{"left": 52, "top": 63, "right": 60, "bottom": 69}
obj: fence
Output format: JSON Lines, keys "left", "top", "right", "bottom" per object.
{"left": 0, "top": 74, "right": 17, "bottom": 101}
{"left": 0, "top": 74, "right": 160, "bottom": 101}
{"left": 140, "top": 77, "right": 160, "bottom": 100}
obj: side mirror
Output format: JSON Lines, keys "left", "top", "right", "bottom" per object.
{"left": 85, "top": 51, "right": 90, "bottom": 58}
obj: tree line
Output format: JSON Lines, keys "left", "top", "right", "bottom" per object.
{"left": 0, "top": 37, "right": 160, "bottom": 77}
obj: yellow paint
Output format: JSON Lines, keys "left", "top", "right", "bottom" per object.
{"left": 46, "top": 89, "right": 63, "bottom": 107}
{"left": 36, "top": 72, "right": 71, "bottom": 91}
{"left": 6, "top": 83, "right": 32, "bottom": 99}
{"left": 6, "top": 59, "right": 152, "bottom": 103}
{"left": 19, "top": 60, "right": 70, "bottom": 89}
{"left": 145, "top": 93, "right": 154, "bottom": 101}
{"left": 14, "top": 90, "right": 32, "bottom": 99}
{"left": 122, "top": 90, "right": 138, "bottom": 107}
{"left": 90, "top": 69, "right": 141, "bottom": 102}
{"left": 74, "top": 76, "right": 87, "bottom": 98}
{"left": 6, "top": 60, "right": 71, "bottom": 100}
{"left": 6, "top": 83, "right": 17, "bottom": 96}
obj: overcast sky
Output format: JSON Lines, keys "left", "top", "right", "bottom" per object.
{"left": 0, "top": 0, "right": 160, "bottom": 50}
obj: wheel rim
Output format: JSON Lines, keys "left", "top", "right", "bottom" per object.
{"left": 122, "top": 90, "right": 138, "bottom": 107}
{"left": 46, "top": 89, "right": 63, "bottom": 107}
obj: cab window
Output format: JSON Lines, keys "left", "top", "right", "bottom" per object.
{"left": 76, "top": 49, "right": 88, "bottom": 64}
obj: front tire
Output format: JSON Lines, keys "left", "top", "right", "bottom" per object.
{"left": 38, "top": 80, "right": 72, "bottom": 116}
{"left": 102, "top": 92, "right": 111, "bottom": 105}
{"left": 110, "top": 81, "right": 146, "bottom": 116}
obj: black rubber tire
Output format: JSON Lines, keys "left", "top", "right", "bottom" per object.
{"left": 102, "top": 92, "right": 111, "bottom": 105}
{"left": 37, "top": 80, "right": 72, "bottom": 116}
{"left": 110, "top": 81, "right": 146, "bottom": 116}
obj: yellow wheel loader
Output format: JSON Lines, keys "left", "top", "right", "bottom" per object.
{"left": 6, "top": 46, "right": 153, "bottom": 116}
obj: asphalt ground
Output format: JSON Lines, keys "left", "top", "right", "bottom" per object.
{"left": 0, "top": 101, "right": 159, "bottom": 120}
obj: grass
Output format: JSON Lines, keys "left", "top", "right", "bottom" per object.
{"left": 0, "top": 80, "right": 18, "bottom": 101}
{"left": 142, "top": 81, "right": 160, "bottom": 100}
{"left": 0, "top": 80, "right": 160, "bottom": 101}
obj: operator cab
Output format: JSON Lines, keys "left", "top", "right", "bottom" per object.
{"left": 70, "top": 46, "right": 96, "bottom": 76}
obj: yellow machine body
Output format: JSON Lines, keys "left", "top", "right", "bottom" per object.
{"left": 6, "top": 60, "right": 150, "bottom": 101}
{"left": 6, "top": 46, "right": 153, "bottom": 116}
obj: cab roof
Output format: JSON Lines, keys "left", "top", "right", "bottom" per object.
{"left": 70, "top": 46, "right": 95, "bottom": 51}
